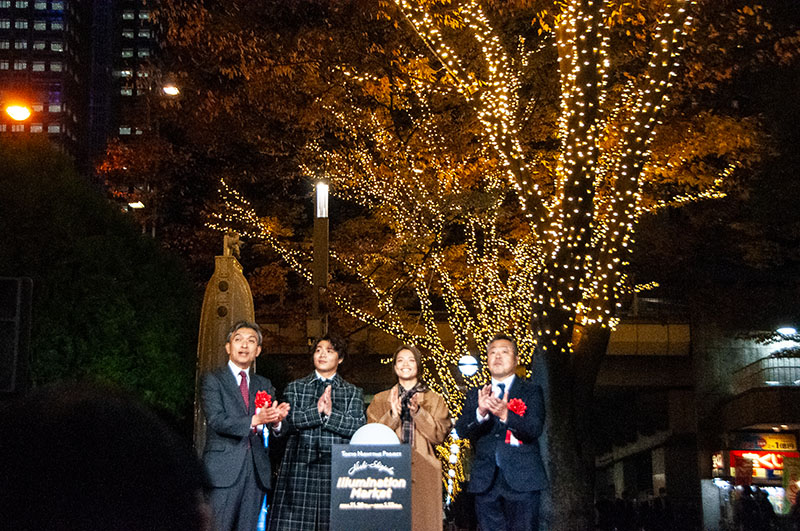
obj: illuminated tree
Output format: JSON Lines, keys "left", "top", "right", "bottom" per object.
{"left": 162, "top": 0, "right": 794, "bottom": 526}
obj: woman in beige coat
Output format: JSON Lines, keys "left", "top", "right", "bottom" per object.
{"left": 366, "top": 344, "right": 451, "bottom": 530}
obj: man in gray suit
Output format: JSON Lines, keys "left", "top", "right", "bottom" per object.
{"left": 202, "top": 321, "right": 290, "bottom": 531}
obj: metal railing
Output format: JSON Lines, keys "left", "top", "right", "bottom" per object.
{"left": 732, "top": 356, "right": 800, "bottom": 395}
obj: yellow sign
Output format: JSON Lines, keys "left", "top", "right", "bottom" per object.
{"left": 761, "top": 434, "right": 797, "bottom": 451}
{"left": 734, "top": 433, "right": 797, "bottom": 451}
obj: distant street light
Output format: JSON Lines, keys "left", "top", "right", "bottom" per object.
{"left": 161, "top": 84, "right": 180, "bottom": 97}
{"left": 5, "top": 104, "right": 31, "bottom": 121}
{"left": 777, "top": 327, "right": 797, "bottom": 336}
{"left": 128, "top": 201, "right": 145, "bottom": 209}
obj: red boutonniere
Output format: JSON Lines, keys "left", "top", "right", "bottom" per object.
{"left": 255, "top": 391, "right": 272, "bottom": 409}
{"left": 508, "top": 398, "right": 527, "bottom": 416}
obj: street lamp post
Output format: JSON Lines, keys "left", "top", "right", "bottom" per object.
{"left": 309, "top": 181, "right": 329, "bottom": 340}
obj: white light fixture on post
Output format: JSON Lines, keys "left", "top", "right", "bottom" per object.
{"left": 308, "top": 180, "right": 329, "bottom": 340}
{"left": 458, "top": 354, "right": 479, "bottom": 377}
{"left": 316, "top": 182, "right": 329, "bottom": 219}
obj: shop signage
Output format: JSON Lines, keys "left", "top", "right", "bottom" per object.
{"left": 731, "top": 433, "right": 797, "bottom": 452}
{"left": 729, "top": 450, "right": 800, "bottom": 480}
{"left": 330, "top": 444, "right": 411, "bottom": 531}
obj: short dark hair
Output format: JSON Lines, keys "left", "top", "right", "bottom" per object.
{"left": 226, "top": 320, "right": 263, "bottom": 345}
{"left": 488, "top": 333, "right": 518, "bottom": 356}
{"left": 313, "top": 335, "right": 347, "bottom": 361}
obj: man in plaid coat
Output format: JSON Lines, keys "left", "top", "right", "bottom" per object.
{"left": 268, "top": 337, "right": 365, "bottom": 531}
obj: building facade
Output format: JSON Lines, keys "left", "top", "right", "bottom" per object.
{"left": 0, "top": 0, "right": 161, "bottom": 169}
{"left": 0, "top": 0, "right": 90, "bottom": 162}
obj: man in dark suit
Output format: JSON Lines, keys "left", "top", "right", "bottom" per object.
{"left": 454, "top": 333, "right": 547, "bottom": 531}
{"left": 202, "top": 321, "right": 290, "bottom": 531}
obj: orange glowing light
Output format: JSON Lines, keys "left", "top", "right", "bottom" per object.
{"left": 5, "top": 105, "right": 32, "bottom": 121}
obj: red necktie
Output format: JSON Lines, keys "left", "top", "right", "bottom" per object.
{"left": 239, "top": 370, "right": 249, "bottom": 409}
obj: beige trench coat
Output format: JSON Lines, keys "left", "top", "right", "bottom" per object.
{"left": 367, "top": 386, "right": 451, "bottom": 530}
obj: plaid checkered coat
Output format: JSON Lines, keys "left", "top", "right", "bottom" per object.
{"left": 268, "top": 372, "right": 365, "bottom": 531}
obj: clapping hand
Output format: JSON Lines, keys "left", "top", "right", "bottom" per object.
{"left": 317, "top": 385, "right": 332, "bottom": 416}
{"left": 254, "top": 401, "right": 290, "bottom": 425}
{"left": 486, "top": 392, "right": 509, "bottom": 422}
{"left": 389, "top": 386, "right": 402, "bottom": 418}
{"left": 477, "top": 384, "right": 492, "bottom": 417}
{"left": 408, "top": 393, "right": 420, "bottom": 415}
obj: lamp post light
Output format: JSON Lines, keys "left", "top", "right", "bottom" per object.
{"left": 161, "top": 84, "right": 180, "bottom": 97}
{"left": 5, "top": 104, "right": 32, "bottom": 122}
{"left": 309, "top": 181, "right": 329, "bottom": 340}
{"left": 458, "top": 354, "right": 479, "bottom": 377}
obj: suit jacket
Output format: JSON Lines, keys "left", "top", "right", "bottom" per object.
{"left": 268, "top": 372, "right": 365, "bottom": 531}
{"left": 201, "top": 365, "right": 276, "bottom": 490}
{"left": 454, "top": 377, "right": 547, "bottom": 493}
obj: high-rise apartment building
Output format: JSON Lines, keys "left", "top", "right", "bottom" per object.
{"left": 0, "top": 0, "right": 90, "bottom": 162}
{"left": 0, "top": 0, "right": 161, "bottom": 170}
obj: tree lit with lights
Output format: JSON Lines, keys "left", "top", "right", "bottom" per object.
{"left": 196, "top": 0, "right": 777, "bottom": 526}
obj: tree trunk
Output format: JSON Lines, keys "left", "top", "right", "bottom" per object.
{"left": 538, "top": 323, "right": 611, "bottom": 530}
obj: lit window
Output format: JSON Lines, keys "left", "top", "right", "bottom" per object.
{"left": 138, "top": 29, "right": 150, "bottom": 38}
{"left": 0, "top": 41, "right": 9, "bottom": 49}
{"left": 120, "top": 87, "right": 133, "bottom": 96}
{"left": 30, "top": 123, "right": 43, "bottom": 133}
{"left": 50, "top": 41, "right": 62, "bottom": 51}
{"left": 32, "top": 61, "right": 45, "bottom": 71}
{"left": 33, "top": 1, "right": 46, "bottom": 8}
{"left": 0, "top": 1, "right": 11, "bottom": 7}
{"left": 32, "top": 103, "right": 43, "bottom": 112}
{"left": 15, "top": 0, "right": 27, "bottom": 7}
{"left": 50, "top": 20, "right": 62, "bottom": 30}
{"left": 119, "top": 69, "right": 132, "bottom": 77}
{"left": 33, "top": 41, "right": 45, "bottom": 50}
{"left": 121, "top": 48, "right": 133, "bottom": 58}
{"left": 139, "top": 10, "right": 149, "bottom": 19}
{"left": 48, "top": 103, "right": 61, "bottom": 112}
{"left": 13, "top": 60, "right": 26, "bottom": 70}
{"left": 137, "top": 71, "right": 149, "bottom": 78}
{"left": 47, "top": 124, "right": 60, "bottom": 133}
{"left": 33, "top": 20, "right": 46, "bottom": 30}
{"left": 14, "top": 40, "right": 27, "bottom": 49}
{"left": 0, "top": 60, "right": 9, "bottom": 69}
{"left": 0, "top": 124, "right": 5, "bottom": 131}
{"left": 14, "top": 19, "right": 27, "bottom": 29}
{"left": 0, "top": 20, "right": 10, "bottom": 30}
{"left": 122, "top": 10, "right": 134, "bottom": 20}
{"left": 49, "top": 61, "right": 62, "bottom": 71}
{"left": 51, "top": 1, "right": 62, "bottom": 10}
{"left": 137, "top": 48, "right": 149, "bottom": 58}
{"left": 12, "top": 124, "right": 25, "bottom": 132}
{"left": 122, "top": 29, "right": 134, "bottom": 39}
{"left": 119, "top": 126, "right": 132, "bottom": 135}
